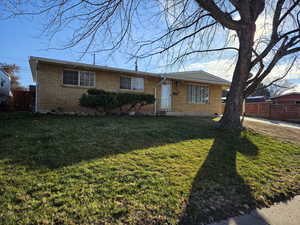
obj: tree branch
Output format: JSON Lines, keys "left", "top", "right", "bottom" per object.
{"left": 245, "top": 42, "right": 297, "bottom": 97}
{"left": 173, "top": 47, "right": 238, "bottom": 62}
{"left": 195, "top": 0, "right": 241, "bottom": 30}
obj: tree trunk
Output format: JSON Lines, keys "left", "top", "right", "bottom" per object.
{"left": 219, "top": 81, "right": 244, "bottom": 129}
{"left": 219, "top": 24, "right": 256, "bottom": 130}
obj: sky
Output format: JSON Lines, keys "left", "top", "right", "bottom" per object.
{"left": 0, "top": 17, "right": 144, "bottom": 87}
{"left": 0, "top": 5, "right": 299, "bottom": 92}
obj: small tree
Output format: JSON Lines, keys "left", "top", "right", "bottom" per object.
{"left": 0, "top": 63, "right": 24, "bottom": 90}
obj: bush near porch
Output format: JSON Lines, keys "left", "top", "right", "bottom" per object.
{"left": 0, "top": 113, "right": 299, "bottom": 225}
{"left": 79, "top": 88, "right": 155, "bottom": 114}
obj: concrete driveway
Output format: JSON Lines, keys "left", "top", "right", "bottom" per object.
{"left": 210, "top": 196, "right": 300, "bottom": 225}
{"left": 243, "top": 117, "right": 300, "bottom": 145}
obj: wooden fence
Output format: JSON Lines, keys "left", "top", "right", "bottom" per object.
{"left": 245, "top": 102, "right": 300, "bottom": 121}
{"left": 12, "top": 90, "right": 34, "bottom": 111}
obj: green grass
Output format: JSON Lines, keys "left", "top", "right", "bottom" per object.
{"left": 0, "top": 113, "right": 299, "bottom": 225}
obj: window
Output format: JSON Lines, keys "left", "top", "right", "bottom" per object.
{"left": 63, "top": 70, "right": 95, "bottom": 87}
{"left": 63, "top": 70, "right": 78, "bottom": 86}
{"left": 296, "top": 101, "right": 300, "bottom": 104}
{"left": 120, "top": 76, "right": 144, "bottom": 91}
{"left": 187, "top": 84, "right": 209, "bottom": 104}
{"left": 120, "top": 77, "right": 131, "bottom": 90}
{"left": 80, "top": 71, "right": 95, "bottom": 87}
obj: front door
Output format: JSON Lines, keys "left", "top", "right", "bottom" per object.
{"left": 161, "top": 83, "right": 171, "bottom": 110}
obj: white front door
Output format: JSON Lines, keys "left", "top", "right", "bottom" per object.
{"left": 161, "top": 83, "right": 171, "bottom": 110}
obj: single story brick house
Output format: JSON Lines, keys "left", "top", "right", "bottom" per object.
{"left": 29, "top": 56, "right": 230, "bottom": 115}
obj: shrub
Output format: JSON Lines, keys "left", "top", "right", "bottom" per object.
{"left": 80, "top": 89, "right": 155, "bottom": 114}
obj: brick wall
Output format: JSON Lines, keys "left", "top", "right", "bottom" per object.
{"left": 36, "top": 62, "right": 225, "bottom": 115}
{"left": 37, "top": 63, "right": 159, "bottom": 113}
{"left": 272, "top": 94, "right": 300, "bottom": 104}
{"left": 171, "top": 80, "right": 223, "bottom": 115}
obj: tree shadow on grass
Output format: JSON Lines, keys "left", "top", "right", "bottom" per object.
{"left": 0, "top": 114, "right": 216, "bottom": 169}
{"left": 179, "top": 130, "right": 269, "bottom": 225}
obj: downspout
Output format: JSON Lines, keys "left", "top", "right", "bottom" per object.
{"left": 154, "top": 76, "right": 167, "bottom": 115}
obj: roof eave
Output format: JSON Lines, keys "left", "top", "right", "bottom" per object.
{"left": 29, "top": 56, "right": 161, "bottom": 79}
{"left": 28, "top": 56, "right": 232, "bottom": 86}
{"left": 29, "top": 57, "right": 38, "bottom": 82}
{"left": 165, "top": 76, "right": 231, "bottom": 86}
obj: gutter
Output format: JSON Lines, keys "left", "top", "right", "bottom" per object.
{"left": 29, "top": 57, "right": 39, "bottom": 112}
{"left": 29, "top": 56, "right": 231, "bottom": 86}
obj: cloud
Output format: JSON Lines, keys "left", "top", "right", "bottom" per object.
{"left": 263, "top": 63, "right": 300, "bottom": 83}
{"left": 227, "top": 12, "right": 273, "bottom": 50}
{"left": 180, "top": 10, "right": 300, "bottom": 85}
{"left": 182, "top": 58, "right": 300, "bottom": 83}
{"left": 282, "top": 84, "right": 300, "bottom": 94}
{"left": 254, "top": 13, "right": 273, "bottom": 42}
{"left": 181, "top": 59, "right": 235, "bottom": 81}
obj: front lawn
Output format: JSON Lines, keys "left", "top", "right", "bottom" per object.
{"left": 0, "top": 113, "right": 299, "bottom": 225}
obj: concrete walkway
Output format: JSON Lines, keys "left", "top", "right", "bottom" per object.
{"left": 210, "top": 196, "right": 300, "bottom": 225}
{"left": 244, "top": 117, "right": 300, "bottom": 130}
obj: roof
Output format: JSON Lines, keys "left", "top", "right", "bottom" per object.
{"left": 271, "top": 92, "right": 300, "bottom": 99}
{"left": 246, "top": 96, "right": 266, "bottom": 99}
{"left": 29, "top": 56, "right": 231, "bottom": 86}
{"left": 164, "top": 71, "right": 231, "bottom": 85}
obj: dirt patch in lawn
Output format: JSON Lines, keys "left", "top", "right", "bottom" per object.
{"left": 244, "top": 120, "right": 300, "bottom": 145}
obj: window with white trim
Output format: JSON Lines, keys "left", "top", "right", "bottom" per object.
{"left": 187, "top": 84, "right": 209, "bottom": 104}
{"left": 120, "top": 76, "right": 144, "bottom": 91}
{"left": 63, "top": 70, "right": 95, "bottom": 87}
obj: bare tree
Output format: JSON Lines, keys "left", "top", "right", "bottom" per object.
{"left": 250, "top": 83, "right": 271, "bottom": 97}
{"left": 268, "top": 79, "right": 297, "bottom": 97}
{"left": 0, "top": 63, "right": 24, "bottom": 90}
{"left": 2, "top": 0, "right": 300, "bottom": 129}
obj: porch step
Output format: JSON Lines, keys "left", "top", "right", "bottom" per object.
{"left": 157, "top": 110, "right": 173, "bottom": 115}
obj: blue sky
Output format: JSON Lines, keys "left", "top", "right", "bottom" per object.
{"left": 0, "top": 16, "right": 213, "bottom": 87}
{"left": 0, "top": 17, "right": 151, "bottom": 87}
{"left": 289, "top": 79, "right": 300, "bottom": 84}
{"left": 0, "top": 10, "right": 299, "bottom": 90}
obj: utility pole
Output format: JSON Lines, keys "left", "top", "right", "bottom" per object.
{"left": 92, "top": 53, "right": 96, "bottom": 65}
{"left": 135, "top": 58, "right": 138, "bottom": 71}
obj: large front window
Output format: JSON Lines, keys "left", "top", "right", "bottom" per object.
{"left": 120, "top": 76, "right": 144, "bottom": 91}
{"left": 63, "top": 70, "right": 95, "bottom": 87}
{"left": 187, "top": 84, "right": 209, "bottom": 104}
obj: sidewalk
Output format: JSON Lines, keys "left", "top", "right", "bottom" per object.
{"left": 244, "top": 117, "right": 300, "bottom": 130}
{"left": 210, "top": 196, "right": 300, "bottom": 225}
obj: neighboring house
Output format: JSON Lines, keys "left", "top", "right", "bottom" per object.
{"left": 0, "top": 68, "right": 11, "bottom": 104}
{"left": 222, "top": 96, "right": 268, "bottom": 104}
{"left": 29, "top": 56, "right": 230, "bottom": 115}
{"left": 271, "top": 92, "right": 300, "bottom": 105}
